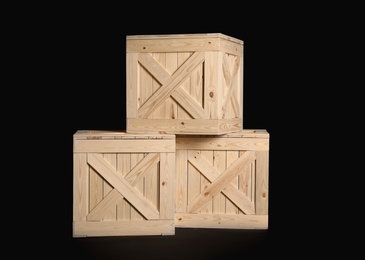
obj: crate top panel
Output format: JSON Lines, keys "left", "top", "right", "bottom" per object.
{"left": 73, "top": 130, "right": 175, "bottom": 140}
{"left": 176, "top": 129, "right": 269, "bottom": 151}
{"left": 177, "top": 129, "right": 269, "bottom": 139}
{"left": 126, "top": 33, "right": 243, "bottom": 56}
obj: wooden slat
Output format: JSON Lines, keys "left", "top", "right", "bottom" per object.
{"left": 126, "top": 53, "right": 138, "bottom": 118}
{"left": 221, "top": 55, "right": 240, "bottom": 118}
{"left": 89, "top": 162, "right": 103, "bottom": 211}
{"left": 188, "top": 151, "right": 255, "bottom": 214}
{"left": 73, "top": 153, "right": 88, "bottom": 222}
{"left": 159, "top": 153, "right": 175, "bottom": 219}
{"left": 73, "top": 220, "right": 175, "bottom": 237}
{"left": 239, "top": 56, "right": 244, "bottom": 119}
{"left": 74, "top": 130, "right": 175, "bottom": 140}
{"left": 213, "top": 150, "right": 226, "bottom": 214}
{"left": 176, "top": 137, "right": 269, "bottom": 151}
{"left": 187, "top": 151, "right": 256, "bottom": 213}
{"left": 138, "top": 53, "right": 171, "bottom": 84}
{"left": 225, "top": 151, "right": 239, "bottom": 214}
{"left": 87, "top": 153, "right": 159, "bottom": 220}
{"left": 87, "top": 189, "right": 124, "bottom": 221}
{"left": 124, "top": 153, "right": 159, "bottom": 186}
{"left": 255, "top": 151, "right": 269, "bottom": 215}
{"left": 175, "top": 150, "right": 188, "bottom": 213}
{"left": 176, "top": 52, "right": 192, "bottom": 119}
{"left": 204, "top": 52, "right": 220, "bottom": 119}
{"left": 200, "top": 151, "right": 213, "bottom": 214}
{"left": 102, "top": 154, "right": 116, "bottom": 220}
{"left": 164, "top": 52, "right": 178, "bottom": 120}
{"left": 126, "top": 33, "right": 243, "bottom": 56}
{"left": 130, "top": 153, "right": 145, "bottom": 220}
{"left": 127, "top": 118, "right": 242, "bottom": 135}
{"left": 174, "top": 214, "right": 268, "bottom": 229}
{"left": 116, "top": 153, "right": 131, "bottom": 221}
{"left": 171, "top": 87, "right": 204, "bottom": 119}
{"left": 138, "top": 52, "right": 205, "bottom": 118}
{"left": 74, "top": 139, "right": 175, "bottom": 153}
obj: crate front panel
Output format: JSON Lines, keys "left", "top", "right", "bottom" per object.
{"left": 73, "top": 132, "right": 175, "bottom": 237}
{"left": 174, "top": 130, "right": 269, "bottom": 229}
{"left": 126, "top": 49, "right": 243, "bottom": 134}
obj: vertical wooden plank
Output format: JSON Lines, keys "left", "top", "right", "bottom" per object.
{"left": 251, "top": 160, "right": 256, "bottom": 204}
{"left": 212, "top": 150, "right": 226, "bottom": 214}
{"left": 177, "top": 52, "right": 191, "bottom": 119}
{"left": 238, "top": 150, "right": 252, "bottom": 214}
{"left": 131, "top": 153, "right": 144, "bottom": 220}
{"left": 190, "top": 58, "right": 203, "bottom": 108}
{"left": 141, "top": 56, "right": 154, "bottom": 118}
{"left": 145, "top": 153, "right": 159, "bottom": 209}
{"left": 89, "top": 156, "right": 103, "bottom": 212}
{"left": 175, "top": 149, "right": 188, "bottom": 213}
{"left": 204, "top": 52, "right": 220, "bottom": 119}
{"left": 200, "top": 151, "right": 213, "bottom": 214}
{"left": 116, "top": 153, "right": 131, "bottom": 220}
{"left": 188, "top": 150, "right": 201, "bottom": 210}
{"left": 152, "top": 53, "right": 165, "bottom": 119}
{"left": 224, "top": 54, "right": 239, "bottom": 119}
{"left": 255, "top": 151, "right": 269, "bottom": 215}
{"left": 73, "top": 153, "right": 88, "bottom": 222}
{"left": 165, "top": 52, "right": 178, "bottom": 119}
{"left": 239, "top": 55, "right": 244, "bottom": 119}
{"left": 160, "top": 152, "right": 175, "bottom": 219}
{"left": 126, "top": 53, "right": 138, "bottom": 118}
{"left": 102, "top": 154, "right": 117, "bottom": 220}
{"left": 226, "top": 151, "right": 239, "bottom": 214}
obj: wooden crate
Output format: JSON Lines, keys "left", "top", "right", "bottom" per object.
{"left": 126, "top": 33, "right": 244, "bottom": 135}
{"left": 174, "top": 129, "right": 269, "bottom": 229}
{"left": 73, "top": 130, "right": 176, "bottom": 237}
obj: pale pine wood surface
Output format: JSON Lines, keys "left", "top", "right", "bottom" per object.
{"left": 73, "top": 130, "right": 176, "bottom": 237}
{"left": 126, "top": 33, "right": 243, "bottom": 135}
{"left": 174, "top": 129, "right": 269, "bottom": 229}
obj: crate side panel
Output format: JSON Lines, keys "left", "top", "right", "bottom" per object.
{"left": 73, "top": 133, "right": 176, "bottom": 237}
{"left": 255, "top": 151, "right": 269, "bottom": 215}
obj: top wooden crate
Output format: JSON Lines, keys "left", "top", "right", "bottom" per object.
{"left": 126, "top": 33, "right": 244, "bottom": 135}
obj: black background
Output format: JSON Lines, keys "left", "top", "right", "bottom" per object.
{"left": 13, "top": 5, "right": 354, "bottom": 259}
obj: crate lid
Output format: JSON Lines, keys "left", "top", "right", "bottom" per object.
{"left": 177, "top": 129, "right": 269, "bottom": 138}
{"left": 127, "top": 33, "right": 243, "bottom": 44}
{"left": 126, "top": 33, "right": 243, "bottom": 56}
{"left": 73, "top": 130, "right": 175, "bottom": 140}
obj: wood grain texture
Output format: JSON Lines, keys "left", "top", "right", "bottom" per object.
{"left": 175, "top": 214, "right": 268, "bottom": 229}
{"left": 74, "top": 220, "right": 175, "bottom": 237}
{"left": 126, "top": 33, "right": 243, "bottom": 135}
{"left": 73, "top": 130, "right": 176, "bottom": 237}
{"left": 174, "top": 129, "right": 269, "bottom": 229}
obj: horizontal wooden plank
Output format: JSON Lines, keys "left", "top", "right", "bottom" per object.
{"left": 176, "top": 137, "right": 269, "bottom": 151}
{"left": 127, "top": 118, "right": 242, "bottom": 135}
{"left": 127, "top": 33, "right": 243, "bottom": 56}
{"left": 73, "top": 220, "right": 175, "bottom": 237}
{"left": 174, "top": 213, "right": 268, "bottom": 229}
{"left": 127, "top": 33, "right": 243, "bottom": 44}
{"left": 74, "top": 130, "right": 175, "bottom": 140}
{"left": 74, "top": 139, "right": 175, "bottom": 153}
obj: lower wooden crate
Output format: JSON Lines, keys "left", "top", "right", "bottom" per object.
{"left": 73, "top": 130, "right": 176, "bottom": 237}
{"left": 174, "top": 129, "right": 269, "bottom": 229}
